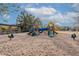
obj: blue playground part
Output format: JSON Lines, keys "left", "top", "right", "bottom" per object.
{"left": 38, "top": 28, "right": 48, "bottom": 32}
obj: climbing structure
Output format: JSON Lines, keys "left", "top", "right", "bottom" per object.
{"left": 47, "top": 21, "right": 58, "bottom": 37}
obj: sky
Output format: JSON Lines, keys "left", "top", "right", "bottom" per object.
{"left": 0, "top": 3, "right": 79, "bottom": 27}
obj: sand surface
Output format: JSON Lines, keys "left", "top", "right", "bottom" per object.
{"left": 0, "top": 31, "right": 79, "bottom": 56}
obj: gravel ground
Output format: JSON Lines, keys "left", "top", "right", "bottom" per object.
{"left": 0, "top": 31, "right": 79, "bottom": 56}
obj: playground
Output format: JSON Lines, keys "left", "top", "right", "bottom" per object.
{"left": 0, "top": 31, "right": 79, "bottom": 56}
{"left": 0, "top": 3, "right": 79, "bottom": 56}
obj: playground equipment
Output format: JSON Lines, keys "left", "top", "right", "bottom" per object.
{"left": 28, "top": 24, "right": 40, "bottom": 36}
{"left": 71, "top": 33, "right": 76, "bottom": 40}
{"left": 38, "top": 22, "right": 56, "bottom": 32}
{"left": 8, "top": 33, "right": 14, "bottom": 40}
{"left": 47, "top": 22, "right": 55, "bottom": 37}
{"left": 38, "top": 28, "right": 48, "bottom": 32}
{"left": 28, "top": 21, "right": 58, "bottom": 37}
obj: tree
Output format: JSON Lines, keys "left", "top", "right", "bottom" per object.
{"left": 0, "top": 4, "right": 20, "bottom": 23}
{"left": 16, "top": 11, "right": 42, "bottom": 32}
{"left": 0, "top": 4, "right": 20, "bottom": 15}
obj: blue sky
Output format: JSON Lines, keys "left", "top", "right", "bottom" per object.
{"left": 0, "top": 3, "right": 79, "bottom": 27}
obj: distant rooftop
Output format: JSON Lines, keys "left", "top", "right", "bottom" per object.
{"left": 0, "top": 23, "right": 16, "bottom": 26}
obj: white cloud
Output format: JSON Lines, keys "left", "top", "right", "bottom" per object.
{"left": 41, "top": 12, "right": 76, "bottom": 26}
{"left": 65, "top": 12, "right": 79, "bottom": 17}
{"left": 48, "top": 13, "right": 64, "bottom": 22}
{"left": 25, "top": 6, "right": 77, "bottom": 26}
{"left": 63, "top": 12, "right": 79, "bottom": 24}
{"left": 25, "top": 7, "right": 57, "bottom": 15}
{"left": 3, "top": 14, "right": 10, "bottom": 19}
{"left": 72, "top": 3, "right": 79, "bottom": 12}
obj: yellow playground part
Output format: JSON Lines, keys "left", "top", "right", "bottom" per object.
{"left": 48, "top": 22, "right": 54, "bottom": 27}
{"left": 47, "top": 21, "right": 59, "bottom": 31}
